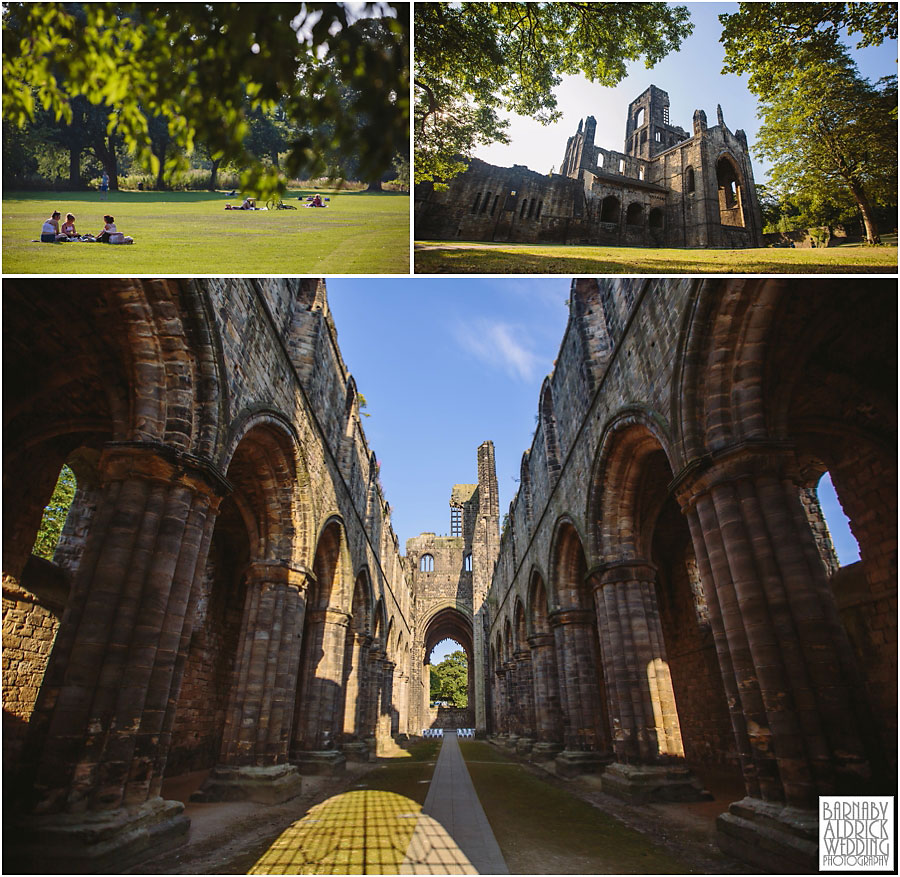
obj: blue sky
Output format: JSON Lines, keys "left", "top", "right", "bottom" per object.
{"left": 326, "top": 279, "right": 861, "bottom": 593}
{"left": 473, "top": 2, "right": 898, "bottom": 185}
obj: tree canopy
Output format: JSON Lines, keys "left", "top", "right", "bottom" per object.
{"left": 429, "top": 649, "right": 468, "bottom": 708}
{"left": 720, "top": 2, "right": 898, "bottom": 243}
{"left": 3, "top": 2, "right": 409, "bottom": 195}
{"left": 720, "top": 2, "right": 897, "bottom": 93}
{"left": 415, "top": 2, "right": 692, "bottom": 184}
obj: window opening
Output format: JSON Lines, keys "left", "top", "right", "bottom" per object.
{"left": 536, "top": 200, "right": 543, "bottom": 218}
{"left": 817, "top": 471, "right": 860, "bottom": 565}
{"left": 481, "top": 191, "right": 491, "bottom": 214}
{"left": 450, "top": 507, "right": 461, "bottom": 538}
{"left": 472, "top": 193, "right": 480, "bottom": 213}
{"left": 520, "top": 199, "right": 528, "bottom": 218}
{"left": 32, "top": 464, "right": 77, "bottom": 560}
{"left": 419, "top": 553, "right": 434, "bottom": 572}
{"left": 463, "top": 553, "right": 472, "bottom": 572}
{"left": 491, "top": 195, "right": 499, "bottom": 215}
{"left": 618, "top": 158, "right": 625, "bottom": 173}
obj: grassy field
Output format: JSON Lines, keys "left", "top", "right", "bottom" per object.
{"left": 415, "top": 238, "right": 898, "bottom": 274}
{"left": 458, "top": 741, "right": 690, "bottom": 873}
{"left": 4, "top": 189, "right": 410, "bottom": 274}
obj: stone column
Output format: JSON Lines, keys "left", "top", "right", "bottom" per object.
{"left": 293, "top": 607, "right": 351, "bottom": 774}
{"left": 503, "top": 660, "right": 520, "bottom": 748}
{"left": 550, "top": 608, "right": 609, "bottom": 776}
{"left": 376, "top": 657, "right": 395, "bottom": 753}
{"left": 676, "top": 446, "right": 878, "bottom": 872}
{"left": 342, "top": 633, "right": 372, "bottom": 762}
{"left": 513, "top": 649, "right": 536, "bottom": 754}
{"left": 362, "top": 644, "right": 382, "bottom": 744}
{"left": 194, "top": 562, "right": 309, "bottom": 803}
{"left": 591, "top": 560, "right": 706, "bottom": 802}
{"left": 527, "top": 633, "right": 564, "bottom": 760}
{"left": 10, "top": 442, "right": 225, "bottom": 871}
{"left": 391, "top": 665, "right": 403, "bottom": 735}
{"left": 493, "top": 667, "right": 508, "bottom": 736}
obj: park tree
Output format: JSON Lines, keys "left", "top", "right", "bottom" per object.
{"left": 720, "top": 2, "right": 898, "bottom": 244}
{"left": 429, "top": 650, "right": 468, "bottom": 708}
{"left": 415, "top": 2, "right": 693, "bottom": 185}
{"left": 3, "top": 2, "right": 409, "bottom": 196}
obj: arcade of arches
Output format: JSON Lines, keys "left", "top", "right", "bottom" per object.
{"left": 2, "top": 278, "right": 894, "bottom": 874}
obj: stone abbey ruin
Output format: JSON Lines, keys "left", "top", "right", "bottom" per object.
{"left": 3, "top": 278, "right": 895, "bottom": 873}
{"left": 415, "top": 85, "right": 764, "bottom": 248}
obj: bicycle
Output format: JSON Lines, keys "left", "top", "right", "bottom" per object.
{"left": 265, "top": 197, "right": 297, "bottom": 210}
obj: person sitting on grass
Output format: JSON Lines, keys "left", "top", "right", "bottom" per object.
{"left": 96, "top": 214, "right": 117, "bottom": 242}
{"left": 225, "top": 196, "right": 256, "bottom": 210}
{"left": 59, "top": 213, "right": 78, "bottom": 240}
{"left": 41, "top": 210, "right": 61, "bottom": 242}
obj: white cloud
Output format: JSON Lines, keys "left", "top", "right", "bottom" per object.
{"left": 455, "top": 319, "right": 541, "bottom": 382}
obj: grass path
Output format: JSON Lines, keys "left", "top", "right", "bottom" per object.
{"left": 414, "top": 239, "right": 897, "bottom": 274}
{"left": 458, "top": 741, "right": 692, "bottom": 874}
{"left": 4, "top": 190, "right": 410, "bottom": 274}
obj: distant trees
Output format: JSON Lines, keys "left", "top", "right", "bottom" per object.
{"left": 720, "top": 2, "right": 898, "bottom": 243}
{"left": 430, "top": 650, "right": 468, "bottom": 708}
{"left": 3, "top": 2, "right": 409, "bottom": 195}
{"left": 32, "top": 465, "right": 75, "bottom": 561}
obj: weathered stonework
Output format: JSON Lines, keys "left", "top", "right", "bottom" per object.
{"left": 416, "top": 85, "right": 764, "bottom": 248}
{"left": 2, "top": 280, "right": 415, "bottom": 871}
{"left": 3, "top": 278, "right": 895, "bottom": 876}
{"left": 482, "top": 278, "right": 896, "bottom": 873}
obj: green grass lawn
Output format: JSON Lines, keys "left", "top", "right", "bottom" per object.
{"left": 4, "top": 189, "right": 410, "bottom": 274}
{"left": 415, "top": 238, "right": 898, "bottom": 274}
{"left": 459, "top": 741, "right": 691, "bottom": 874}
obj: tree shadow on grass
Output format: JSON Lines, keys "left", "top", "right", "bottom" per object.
{"left": 414, "top": 245, "right": 898, "bottom": 275}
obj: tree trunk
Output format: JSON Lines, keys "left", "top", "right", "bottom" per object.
{"left": 208, "top": 157, "right": 222, "bottom": 191}
{"left": 848, "top": 177, "right": 881, "bottom": 244}
{"left": 366, "top": 180, "right": 384, "bottom": 192}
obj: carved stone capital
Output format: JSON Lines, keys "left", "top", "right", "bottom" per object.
{"left": 304, "top": 607, "right": 351, "bottom": 627}
{"left": 244, "top": 561, "right": 312, "bottom": 592}
{"left": 589, "top": 560, "right": 657, "bottom": 590}
{"left": 527, "top": 633, "right": 555, "bottom": 650}
{"left": 671, "top": 441, "right": 798, "bottom": 512}
{"left": 548, "top": 608, "right": 593, "bottom": 628}
{"left": 99, "top": 441, "right": 230, "bottom": 501}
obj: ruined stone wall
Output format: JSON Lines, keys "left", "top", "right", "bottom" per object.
{"left": 2, "top": 279, "right": 414, "bottom": 798}
{"left": 485, "top": 278, "right": 896, "bottom": 816}
{"left": 416, "top": 86, "right": 764, "bottom": 248}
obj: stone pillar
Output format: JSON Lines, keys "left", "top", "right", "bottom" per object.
{"left": 377, "top": 658, "right": 395, "bottom": 752}
{"left": 550, "top": 608, "right": 609, "bottom": 776}
{"left": 591, "top": 561, "right": 707, "bottom": 802}
{"left": 503, "top": 660, "right": 519, "bottom": 747}
{"left": 494, "top": 667, "right": 508, "bottom": 736}
{"left": 391, "top": 665, "right": 403, "bottom": 735}
{"left": 677, "top": 446, "right": 877, "bottom": 872}
{"left": 342, "top": 633, "right": 372, "bottom": 762}
{"left": 513, "top": 649, "right": 536, "bottom": 754}
{"left": 362, "top": 644, "right": 382, "bottom": 743}
{"left": 294, "top": 607, "right": 350, "bottom": 774}
{"left": 10, "top": 442, "right": 225, "bottom": 871}
{"left": 527, "top": 633, "right": 564, "bottom": 760}
{"left": 194, "top": 562, "right": 308, "bottom": 803}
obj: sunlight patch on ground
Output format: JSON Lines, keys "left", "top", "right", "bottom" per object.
{"left": 249, "top": 789, "right": 422, "bottom": 874}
